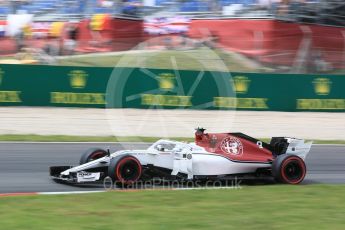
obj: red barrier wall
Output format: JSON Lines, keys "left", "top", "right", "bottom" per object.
{"left": 189, "top": 19, "right": 345, "bottom": 68}
{"left": 111, "top": 17, "right": 144, "bottom": 51}
{"left": 77, "top": 17, "right": 144, "bottom": 52}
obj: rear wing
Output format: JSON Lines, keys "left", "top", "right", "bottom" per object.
{"left": 285, "top": 138, "right": 313, "bottom": 160}
{"left": 270, "top": 137, "right": 312, "bottom": 160}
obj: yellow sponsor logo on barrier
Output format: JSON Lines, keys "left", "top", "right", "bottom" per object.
{"left": 313, "top": 78, "right": 332, "bottom": 96}
{"left": 69, "top": 70, "right": 88, "bottom": 89}
{"left": 214, "top": 97, "right": 268, "bottom": 109}
{"left": 141, "top": 94, "right": 192, "bottom": 107}
{"left": 232, "top": 76, "right": 251, "bottom": 94}
{"left": 51, "top": 92, "right": 105, "bottom": 105}
{"left": 297, "top": 99, "right": 345, "bottom": 110}
{"left": 0, "top": 91, "right": 22, "bottom": 103}
{"left": 0, "top": 69, "right": 22, "bottom": 103}
{"left": 158, "top": 73, "right": 175, "bottom": 91}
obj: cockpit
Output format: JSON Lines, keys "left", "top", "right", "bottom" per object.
{"left": 149, "top": 140, "right": 178, "bottom": 152}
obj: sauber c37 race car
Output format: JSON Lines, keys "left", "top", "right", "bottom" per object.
{"left": 50, "top": 128, "right": 312, "bottom": 185}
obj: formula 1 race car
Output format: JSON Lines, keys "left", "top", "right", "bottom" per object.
{"left": 50, "top": 128, "right": 312, "bottom": 186}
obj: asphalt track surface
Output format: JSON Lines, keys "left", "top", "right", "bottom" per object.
{"left": 0, "top": 143, "right": 344, "bottom": 193}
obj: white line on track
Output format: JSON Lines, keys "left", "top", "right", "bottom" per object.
{"left": 0, "top": 186, "right": 243, "bottom": 197}
{"left": 38, "top": 191, "right": 105, "bottom": 195}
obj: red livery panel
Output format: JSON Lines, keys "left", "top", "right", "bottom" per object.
{"left": 195, "top": 130, "right": 273, "bottom": 163}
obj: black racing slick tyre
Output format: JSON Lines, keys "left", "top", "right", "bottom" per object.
{"left": 108, "top": 155, "right": 142, "bottom": 185}
{"left": 272, "top": 154, "right": 306, "bottom": 184}
{"left": 80, "top": 148, "right": 108, "bottom": 165}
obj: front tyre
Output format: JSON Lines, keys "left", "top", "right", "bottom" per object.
{"left": 108, "top": 155, "right": 142, "bottom": 186}
{"left": 80, "top": 148, "right": 108, "bottom": 165}
{"left": 272, "top": 154, "right": 306, "bottom": 184}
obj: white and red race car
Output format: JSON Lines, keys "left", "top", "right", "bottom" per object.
{"left": 50, "top": 128, "right": 312, "bottom": 185}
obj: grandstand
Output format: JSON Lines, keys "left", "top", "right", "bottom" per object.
{"left": 0, "top": 0, "right": 343, "bottom": 26}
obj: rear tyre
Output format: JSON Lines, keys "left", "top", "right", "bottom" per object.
{"left": 80, "top": 148, "right": 108, "bottom": 165}
{"left": 108, "top": 154, "right": 142, "bottom": 186}
{"left": 272, "top": 154, "right": 306, "bottom": 184}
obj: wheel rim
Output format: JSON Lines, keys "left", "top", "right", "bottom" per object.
{"left": 116, "top": 157, "right": 141, "bottom": 183}
{"left": 281, "top": 158, "right": 306, "bottom": 184}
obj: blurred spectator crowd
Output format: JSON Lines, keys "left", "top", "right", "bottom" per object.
{"left": 0, "top": 0, "right": 142, "bottom": 15}
{"left": 0, "top": 0, "right": 343, "bottom": 27}
{"left": 0, "top": 0, "right": 343, "bottom": 72}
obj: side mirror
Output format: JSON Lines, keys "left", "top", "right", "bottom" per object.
{"left": 257, "top": 141, "right": 263, "bottom": 149}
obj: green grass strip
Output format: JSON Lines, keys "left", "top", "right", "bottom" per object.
{"left": 1, "top": 184, "right": 345, "bottom": 229}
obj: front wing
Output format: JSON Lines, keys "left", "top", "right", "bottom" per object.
{"left": 50, "top": 166, "right": 103, "bottom": 183}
